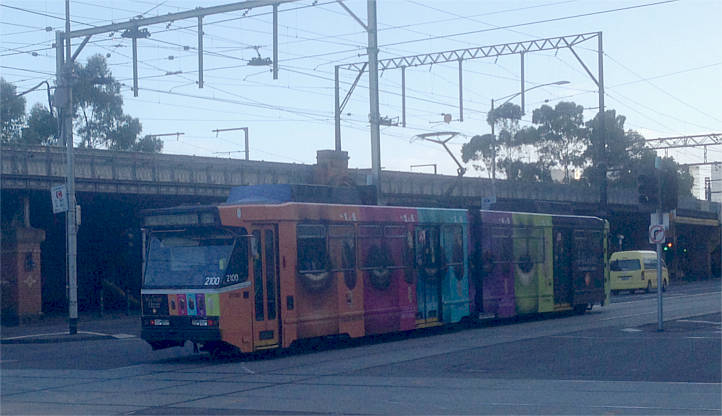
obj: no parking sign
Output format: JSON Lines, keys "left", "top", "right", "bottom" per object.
{"left": 51, "top": 184, "right": 69, "bottom": 214}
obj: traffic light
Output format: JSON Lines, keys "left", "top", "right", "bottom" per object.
{"left": 637, "top": 174, "right": 659, "bottom": 207}
{"left": 664, "top": 242, "right": 673, "bottom": 251}
{"left": 660, "top": 170, "right": 678, "bottom": 212}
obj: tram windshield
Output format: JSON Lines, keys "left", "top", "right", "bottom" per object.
{"left": 143, "top": 230, "right": 247, "bottom": 288}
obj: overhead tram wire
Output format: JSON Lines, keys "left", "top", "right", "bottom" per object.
{"left": 603, "top": 52, "right": 722, "bottom": 125}
{"left": 404, "top": 0, "right": 546, "bottom": 41}
{"left": 278, "top": 64, "right": 489, "bottom": 115}
{"left": 0, "top": 3, "right": 97, "bottom": 27}
{"left": 274, "top": 0, "right": 582, "bottom": 51}
{"left": 379, "top": 0, "right": 678, "bottom": 49}
{"left": 605, "top": 88, "right": 716, "bottom": 132}
{"left": 133, "top": 85, "right": 333, "bottom": 122}
{"left": 609, "top": 61, "right": 722, "bottom": 89}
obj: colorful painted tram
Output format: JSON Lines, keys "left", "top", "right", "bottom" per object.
{"left": 141, "top": 197, "right": 609, "bottom": 354}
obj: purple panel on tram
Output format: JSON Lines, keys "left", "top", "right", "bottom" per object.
{"left": 479, "top": 211, "right": 516, "bottom": 318}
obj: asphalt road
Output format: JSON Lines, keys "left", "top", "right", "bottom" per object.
{"left": 1, "top": 279, "right": 720, "bottom": 415}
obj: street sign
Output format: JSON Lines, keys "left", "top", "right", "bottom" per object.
{"left": 51, "top": 184, "right": 69, "bottom": 214}
{"left": 650, "top": 212, "right": 670, "bottom": 230}
{"left": 649, "top": 224, "right": 666, "bottom": 244}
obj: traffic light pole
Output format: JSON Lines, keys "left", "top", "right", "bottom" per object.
{"left": 656, "top": 163, "right": 663, "bottom": 332}
{"left": 656, "top": 207, "right": 664, "bottom": 332}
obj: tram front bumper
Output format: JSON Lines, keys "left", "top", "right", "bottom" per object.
{"left": 141, "top": 316, "right": 222, "bottom": 348}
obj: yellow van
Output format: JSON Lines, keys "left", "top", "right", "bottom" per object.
{"left": 610, "top": 250, "right": 669, "bottom": 294}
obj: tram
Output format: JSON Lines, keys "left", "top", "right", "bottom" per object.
{"left": 140, "top": 187, "right": 609, "bottom": 354}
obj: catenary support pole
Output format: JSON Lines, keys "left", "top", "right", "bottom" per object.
{"left": 367, "top": 0, "right": 381, "bottom": 203}
{"left": 598, "top": 32, "right": 607, "bottom": 216}
{"left": 64, "top": 0, "right": 78, "bottom": 335}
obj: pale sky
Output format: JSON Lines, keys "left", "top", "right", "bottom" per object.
{"left": 2, "top": 0, "right": 721, "bottom": 186}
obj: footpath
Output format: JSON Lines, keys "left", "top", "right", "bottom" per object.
{"left": 0, "top": 311, "right": 140, "bottom": 344}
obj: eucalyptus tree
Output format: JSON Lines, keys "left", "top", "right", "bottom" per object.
{"left": 0, "top": 78, "right": 26, "bottom": 143}
{"left": 518, "top": 101, "right": 588, "bottom": 183}
{"left": 22, "top": 104, "right": 58, "bottom": 145}
{"left": 462, "top": 102, "right": 530, "bottom": 179}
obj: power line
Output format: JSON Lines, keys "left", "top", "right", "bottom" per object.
{"left": 379, "top": 0, "right": 678, "bottom": 48}
{"left": 603, "top": 52, "right": 722, "bottom": 125}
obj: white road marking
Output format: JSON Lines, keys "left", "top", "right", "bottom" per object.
{"left": 111, "top": 333, "right": 136, "bottom": 339}
{"left": 677, "top": 319, "right": 721, "bottom": 325}
{"left": 621, "top": 328, "right": 642, "bottom": 332}
{"left": 2, "top": 332, "right": 68, "bottom": 340}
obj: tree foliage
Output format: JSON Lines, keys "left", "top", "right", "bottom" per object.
{"left": 72, "top": 55, "right": 147, "bottom": 150}
{"left": 462, "top": 100, "right": 694, "bottom": 198}
{"left": 461, "top": 133, "right": 494, "bottom": 177}
{"left": 520, "top": 101, "right": 588, "bottom": 183}
{"left": 22, "top": 104, "right": 58, "bottom": 145}
{"left": 3, "top": 55, "right": 160, "bottom": 153}
{"left": 1, "top": 78, "right": 26, "bottom": 143}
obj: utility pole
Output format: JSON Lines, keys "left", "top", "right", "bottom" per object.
{"left": 60, "top": 0, "right": 78, "bottom": 335}
{"left": 490, "top": 99, "right": 496, "bottom": 206}
{"left": 655, "top": 159, "right": 664, "bottom": 332}
{"left": 367, "top": 0, "right": 381, "bottom": 203}
{"left": 597, "top": 32, "right": 607, "bottom": 217}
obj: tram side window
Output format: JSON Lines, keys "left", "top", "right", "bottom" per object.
{"left": 297, "top": 224, "right": 328, "bottom": 273}
{"left": 385, "top": 225, "right": 411, "bottom": 271}
{"left": 360, "top": 225, "right": 383, "bottom": 269}
{"left": 574, "top": 230, "right": 602, "bottom": 265}
{"left": 512, "top": 227, "right": 545, "bottom": 271}
{"left": 265, "top": 229, "right": 277, "bottom": 321}
{"left": 360, "top": 225, "right": 394, "bottom": 290}
{"left": 253, "top": 230, "right": 264, "bottom": 321}
{"left": 329, "top": 225, "right": 357, "bottom": 290}
{"left": 443, "top": 225, "right": 464, "bottom": 279}
{"left": 416, "top": 227, "right": 442, "bottom": 271}
{"left": 491, "top": 227, "right": 513, "bottom": 262}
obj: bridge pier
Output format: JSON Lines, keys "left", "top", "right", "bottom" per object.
{"left": 1, "top": 196, "right": 45, "bottom": 325}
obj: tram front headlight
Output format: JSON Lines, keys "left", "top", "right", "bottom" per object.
{"left": 191, "top": 319, "right": 218, "bottom": 327}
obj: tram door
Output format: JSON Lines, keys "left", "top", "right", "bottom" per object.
{"left": 553, "top": 228, "right": 573, "bottom": 305}
{"left": 251, "top": 226, "right": 280, "bottom": 349}
{"left": 415, "top": 226, "right": 443, "bottom": 326}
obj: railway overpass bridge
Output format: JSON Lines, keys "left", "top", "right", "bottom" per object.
{"left": 2, "top": 145, "right": 719, "bottom": 323}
